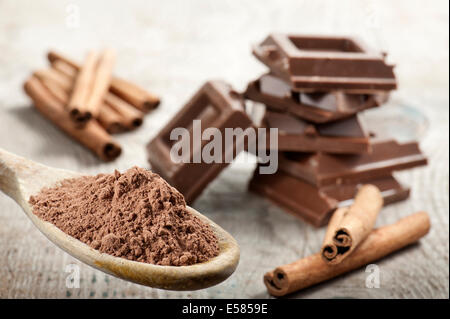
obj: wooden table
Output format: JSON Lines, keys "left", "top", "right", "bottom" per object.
{"left": 0, "top": 0, "right": 448, "bottom": 298}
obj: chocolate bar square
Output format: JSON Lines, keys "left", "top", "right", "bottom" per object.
{"left": 244, "top": 74, "right": 387, "bottom": 123}
{"left": 147, "top": 80, "right": 252, "bottom": 204}
{"left": 279, "top": 139, "right": 427, "bottom": 187}
{"left": 249, "top": 168, "right": 410, "bottom": 227}
{"left": 247, "top": 103, "right": 370, "bottom": 154}
{"left": 253, "top": 34, "right": 397, "bottom": 92}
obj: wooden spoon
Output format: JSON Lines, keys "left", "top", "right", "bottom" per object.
{"left": 0, "top": 148, "right": 239, "bottom": 290}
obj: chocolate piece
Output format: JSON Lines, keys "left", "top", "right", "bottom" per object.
{"left": 248, "top": 104, "right": 370, "bottom": 153}
{"left": 244, "top": 74, "right": 388, "bottom": 123}
{"left": 147, "top": 80, "right": 252, "bottom": 204}
{"left": 279, "top": 139, "right": 427, "bottom": 187}
{"left": 249, "top": 169, "right": 410, "bottom": 227}
{"left": 253, "top": 34, "right": 397, "bottom": 92}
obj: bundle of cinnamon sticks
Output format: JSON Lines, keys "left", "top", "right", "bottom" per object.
{"left": 23, "top": 50, "right": 160, "bottom": 161}
{"left": 264, "top": 185, "right": 431, "bottom": 297}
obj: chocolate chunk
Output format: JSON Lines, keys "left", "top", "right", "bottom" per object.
{"left": 253, "top": 34, "right": 397, "bottom": 92}
{"left": 249, "top": 168, "right": 410, "bottom": 227}
{"left": 247, "top": 104, "right": 370, "bottom": 153}
{"left": 279, "top": 139, "right": 427, "bottom": 186}
{"left": 244, "top": 74, "right": 387, "bottom": 123}
{"left": 147, "top": 80, "right": 252, "bottom": 204}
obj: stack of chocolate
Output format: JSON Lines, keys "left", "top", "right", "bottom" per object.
{"left": 146, "top": 34, "right": 427, "bottom": 227}
{"left": 245, "top": 34, "right": 427, "bottom": 226}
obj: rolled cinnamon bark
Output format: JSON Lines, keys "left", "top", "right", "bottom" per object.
{"left": 23, "top": 76, "right": 121, "bottom": 161}
{"left": 48, "top": 50, "right": 160, "bottom": 111}
{"left": 38, "top": 68, "right": 126, "bottom": 134}
{"left": 85, "top": 49, "right": 115, "bottom": 118}
{"left": 34, "top": 69, "right": 72, "bottom": 92}
{"left": 321, "top": 184, "right": 383, "bottom": 264}
{"left": 264, "top": 211, "right": 430, "bottom": 297}
{"left": 52, "top": 61, "right": 142, "bottom": 130}
{"left": 321, "top": 207, "right": 349, "bottom": 262}
{"left": 98, "top": 105, "right": 126, "bottom": 134}
{"left": 47, "top": 51, "right": 79, "bottom": 69}
{"left": 104, "top": 93, "right": 144, "bottom": 129}
{"left": 109, "top": 76, "right": 160, "bottom": 112}
{"left": 52, "top": 60, "right": 77, "bottom": 78}
{"left": 39, "top": 76, "right": 70, "bottom": 105}
{"left": 67, "top": 50, "right": 99, "bottom": 123}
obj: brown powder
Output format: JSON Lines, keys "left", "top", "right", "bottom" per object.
{"left": 29, "top": 167, "right": 219, "bottom": 266}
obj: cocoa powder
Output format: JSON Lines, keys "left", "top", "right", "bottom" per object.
{"left": 29, "top": 167, "right": 219, "bottom": 266}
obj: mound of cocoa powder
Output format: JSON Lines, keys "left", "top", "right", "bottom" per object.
{"left": 29, "top": 167, "right": 219, "bottom": 266}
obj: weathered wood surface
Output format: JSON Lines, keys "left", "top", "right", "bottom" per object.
{"left": 0, "top": 0, "right": 448, "bottom": 298}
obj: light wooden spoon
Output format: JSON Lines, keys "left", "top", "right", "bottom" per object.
{"left": 0, "top": 148, "right": 239, "bottom": 290}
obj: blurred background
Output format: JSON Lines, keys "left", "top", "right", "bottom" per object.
{"left": 0, "top": 0, "right": 448, "bottom": 298}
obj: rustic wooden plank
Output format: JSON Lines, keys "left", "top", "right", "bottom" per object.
{"left": 0, "top": 0, "right": 448, "bottom": 298}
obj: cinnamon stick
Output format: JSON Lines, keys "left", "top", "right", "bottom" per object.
{"left": 23, "top": 76, "right": 121, "bottom": 161}
{"left": 48, "top": 50, "right": 160, "bottom": 112}
{"left": 109, "top": 76, "right": 160, "bottom": 112}
{"left": 52, "top": 60, "right": 77, "bottom": 78}
{"left": 98, "top": 105, "right": 126, "bottom": 134}
{"left": 40, "top": 67, "right": 126, "bottom": 134}
{"left": 67, "top": 50, "right": 99, "bottom": 123}
{"left": 84, "top": 49, "right": 115, "bottom": 118}
{"left": 53, "top": 60, "right": 144, "bottom": 129}
{"left": 264, "top": 211, "right": 430, "bottom": 297}
{"left": 39, "top": 76, "right": 70, "bottom": 105}
{"left": 34, "top": 69, "right": 72, "bottom": 92}
{"left": 104, "top": 93, "right": 144, "bottom": 129}
{"left": 320, "top": 207, "right": 348, "bottom": 262}
{"left": 321, "top": 184, "right": 383, "bottom": 264}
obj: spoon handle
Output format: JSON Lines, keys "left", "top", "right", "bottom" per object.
{"left": 0, "top": 148, "right": 82, "bottom": 208}
{"left": 0, "top": 148, "right": 24, "bottom": 199}
{"left": 0, "top": 148, "right": 58, "bottom": 206}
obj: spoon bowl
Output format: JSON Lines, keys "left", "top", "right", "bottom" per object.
{"left": 0, "top": 148, "right": 240, "bottom": 290}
